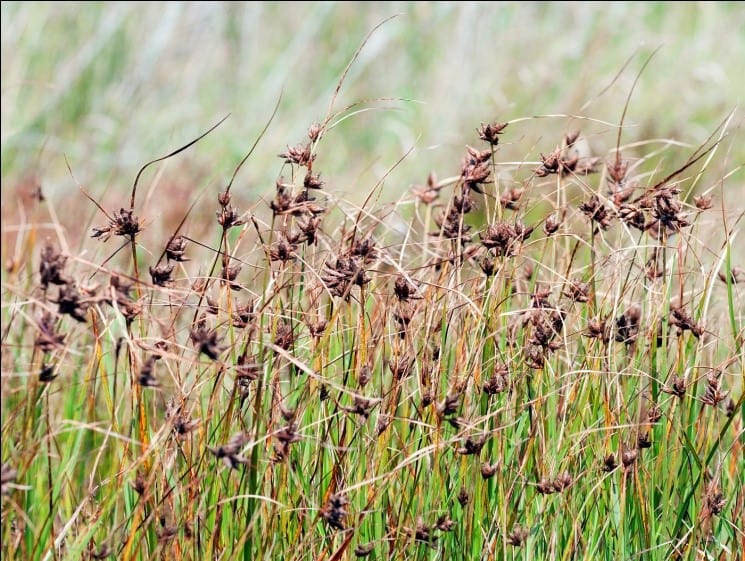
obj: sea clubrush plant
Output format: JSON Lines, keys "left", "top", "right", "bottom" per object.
{"left": 1, "top": 30, "right": 743, "bottom": 561}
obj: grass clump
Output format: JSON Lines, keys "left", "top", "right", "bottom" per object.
{"left": 2, "top": 35, "right": 743, "bottom": 561}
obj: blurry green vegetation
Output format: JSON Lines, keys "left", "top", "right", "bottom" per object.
{"left": 2, "top": 2, "right": 743, "bottom": 213}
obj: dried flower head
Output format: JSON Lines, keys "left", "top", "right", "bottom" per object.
{"left": 602, "top": 453, "right": 618, "bottom": 472}
{"left": 693, "top": 194, "right": 713, "bottom": 210}
{"left": 483, "top": 364, "right": 509, "bottom": 395}
{"left": 669, "top": 304, "right": 704, "bottom": 338}
{"left": 165, "top": 236, "right": 189, "bottom": 262}
{"left": 480, "top": 461, "right": 499, "bottom": 479}
{"left": 615, "top": 304, "right": 641, "bottom": 345}
{"left": 279, "top": 143, "right": 315, "bottom": 168}
{"left": 477, "top": 121, "right": 508, "bottom": 145}
{"left": 321, "top": 493, "right": 349, "bottom": 531}
{"left": 354, "top": 543, "right": 374, "bottom": 557}
{"left": 216, "top": 205, "right": 246, "bottom": 230}
{"left": 579, "top": 195, "right": 613, "bottom": 231}
{"left": 39, "top": 242, "right": 69, "bottom": 288}
{"left": 208, "top": 432, "right": 250, "bottom": 469}
{"left": 507, "top": 524, "right": 529, "bottom": 547}
{"left": 662, "top": 375, "right": 687, "bottom": 399}
{"left": 35, "top": 312, "right": 65, "bottom": 352}
{"left": 149, "top": 263, "right": 175, "bottom": 287}
{"left": 137, "top": 355, "right": 160, "bottom": 387}
{"left": 190, "top": 325, "right": 226, "bottom": 360}
{"left": 456, "top": 434, "right": 488, "bottom": 456}
{"left": 91, "top": 208, "right": 141, "bottom": 241}
{"left": 56, "top": 283, "right": 93, "bottom": 323}
{"left": 564, "top": 279, "right": 590, "bottom": 303}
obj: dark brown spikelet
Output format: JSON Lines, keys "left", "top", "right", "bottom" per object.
{"left": 579, "top": 195, "right": 613, "bottom": 231}
{"left": 414, "top": 517, "right": 435, "bottom": 545}
{"left": 435, "top": 514, "right": 455, "bottom": 532}
{"left": 35, "top": 312, "right": 65, "bottom": 352}
{"left": 208, "top": 432, "right": 250, "bottom": 469}
{"left": 221, "top": 263, "right": 242, "bottom": 291}
{"left": 617, "top": 203, "right": 646, "bottom": 231}
{"left": 190, "top": 325, "right": 225, "bottom": 360}
{"left": 273, "top": 319, "right": 295, "bottom": 351}
{"left": 279, "top": 143, "right": 315, "bottom": 168}
{"left": 273, "top": 421, "right": 303, "bottom": 461}
{"left": 477, "top": 121, "right": 508, "bottom": 145}
{"left": 354, "top": 543, "right": 374, "bottom": 557}
{"left": 584, "top": 318, "right": 610, "bottom": 344}
{"left": 167, "top": 403, "right": 200, "bottom": 440}
{"left": 394, "top": 276, "right": 419, "bottom": 302}
{"left": 507, "top": 524, "right": 529, "bottom": 547}
{"left": 438, "top": 391, "right": 461, "bottom": 417}
{"left": 232, "top": 300, "right": 255, "bottom": 328}
{"left": 56, "top": 283, "right": 92, "bottom": 323}
{"left": 602, "top": 453, "right": 618, "bottom": 472}
{"left": 536, "top": 479, "right": 556, "bottom": 495}
{"left": 662, "top": 375, "right": 687, "bottom": 399}
{"left": 480, "top": 461, "right": 499, "bottom": 479}
{"left": 131, "top": 472, "right": 147, "bottom": 496}
{"left": 39, "top": 363, "right": 57, "bottom": 383}
{"left": 700, "top": 369, "right": 728, "bottom": 408}
{"left": 646, "top": 187, "right": 690, "bottom": 239}
{"left": 693, "top": 194, "right": 713, "bottom": 210}
{"left": 637, "top": 432, "right": 652, "bottom": 449}
{"left": 564, "top": 279, "right": 590, "bottom": 303}
{"left": 112, "top": 208, "right": 141, "bottom": 238}
{"left": 39, "top": 242, "right": 69, "bottom": 288}
{"left": 149, "top": 263, "right": 175, "bottom": 287}
{"left": 387, "top": 355, "right": 414, "bottom": 380}
{"left": 92, "top": 208, "right": 141, "bottom": 242}
{"left": 216, "top": 205, "right": 246, "bottom": 229}
{"left": 321, "top": 493, "right": 349, "bottom": 531}
{"left": 457, "top": 486, "right": 470, "bottom": 507}
{"left": 165, "top": 235, "right": 189, "bottom": 262}
{"left": 615, "top": 304, "right": 641, "bottom": 345}
{"left": 669, "top": 304, "right": 704, "bottom": 338}
{"left": 157, "top": 526, "right": 178, "bottom": 544}
{"left": 109, "top": 275, "right": 142, "bottom": 323}
{"left": 543, "top": 211, "right": 564, "bottom": 236}
{"left": 375, "top": 414, "right": 391, "bottom": 436}
{"left": 461, "top": 145, "right": 492, "bottom": 193}
{"left": 479, "top": 221, "right": 533, "bottom": 257}
{"left": 303, "top": 171, "right": 324, "bottom": 190}
{"left": 647, "top": 403, "right": 663, "bottom": 424}
{"left": 137, "top": 355, "right": 160, "bottom": 387}
{"left": 479, "top": 252, "right": 497, "bottom": 277}
{"left": 456, "top": 434, "right": 488, "bottom": 456}
{"left": 483, "top": 364, "right": 509, "bottom": 395}
{"left": 269, "top": 233, "right": 298, "bottom": 263}
{"left": 705, "top": 485, "right": 727, "bottom": 516}
{"left": 500, "top": 187, "right": 524, "bottom": 210}
{"left": 307, "top": 122, "right": 322, "bottom": 142}
{"left": 535, "top": 149, "right": 562, "bottom": 177}
{"left": 342, "top": 395, "right": 380, "bottom": 419}
{"left": 622, "top": 449, "right": 638, "bottom": 470}
{"left": 552, "top": 471, "right": 573, "bottom": 492}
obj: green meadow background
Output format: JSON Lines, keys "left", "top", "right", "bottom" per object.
{"left": 2, "top": 2, "right": 744, "bottom": 216}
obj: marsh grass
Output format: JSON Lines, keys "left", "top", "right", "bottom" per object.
{"left": 2, "top": 11, "right": 744, "bottom": 561}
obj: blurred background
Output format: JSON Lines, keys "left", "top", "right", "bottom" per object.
{"left": 2, "top": 2, "right": 744, "bottom": 242}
